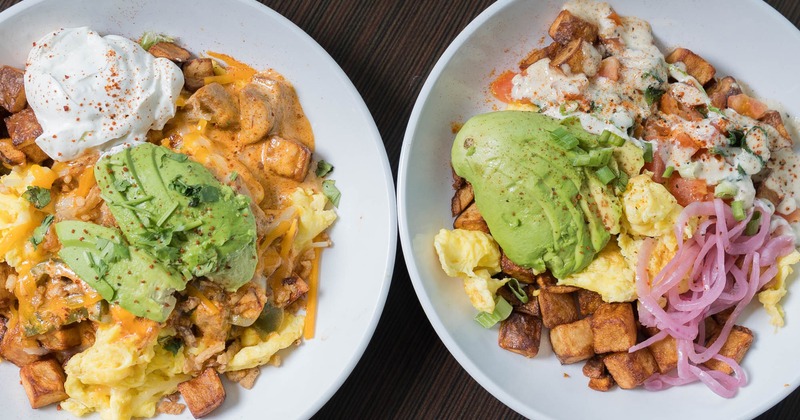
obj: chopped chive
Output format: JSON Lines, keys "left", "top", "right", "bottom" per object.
{"left": 744, "top": 211, "right": 762, "bottom": 236}
{"left": 616, "top": 170, "right": 629, "bottom": 190}
{"left": 506, "top": 279, "right": 528, "bottom": 304}
{"left": 156, "top": 201, "right": 180, "bottom": 227}
{"left": 662, "top": 166, "right": 674, "bottom": 178}
{"left": 474, "top": 296, "right": 513, "bottom": 328}
{"left": 731, "top": 200, "right": 745, "bottom": 221}
{"left": 642, "top": 142, "right": 653, "bottom": 163}
{"left": 123, "top": 195, "right": 154, "bottom": 206}
{"left": 595, "top": 166, "right": 617, "bottom": 184}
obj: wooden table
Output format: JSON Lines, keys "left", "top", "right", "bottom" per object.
{"left": 1, "top": 0, "right": 799, "bottom": 418}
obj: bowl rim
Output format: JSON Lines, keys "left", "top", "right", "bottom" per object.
{"left": 397, "top": 0, "right": 800, "bottom": 418}
{"left": 0, "top": 0, "right": 398, "bottom": 418}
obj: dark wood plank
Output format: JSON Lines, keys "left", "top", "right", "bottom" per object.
{"left": 0, "top": 1, "right": 799, "bottom": 419}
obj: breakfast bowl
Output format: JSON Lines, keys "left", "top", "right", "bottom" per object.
{"left": 0, "top": 0, "right": 396, "bottom": 419}
{"left": 398, "top": 0, "right": 800, "bottom": 419}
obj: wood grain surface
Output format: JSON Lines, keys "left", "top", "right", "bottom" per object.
{"left": 1, "top": 0, "right": 799, "bottom": 419}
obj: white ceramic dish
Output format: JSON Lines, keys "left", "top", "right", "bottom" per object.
{"left": 0, "top": 0, "right": 396, "bottom": 419}
{"left": 399, "top": 0, "right": 800, "bottom": 419}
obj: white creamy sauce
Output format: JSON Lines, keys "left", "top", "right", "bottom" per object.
{"left": 25, "top": 27, "right": 184, "bottom": 161}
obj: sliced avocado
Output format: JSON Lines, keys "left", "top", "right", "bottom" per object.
{"left": 614, "top": 140, "right": 645, "bottom": 177}
{"left": 451, "top": 111, "right": 613, "bottom": 279}
{"left": 94, "top": 143, "right": 257, "bottom": 291}
{"left": 56, "top": 220, "right": 186, "bottom": 322}
{"left": 584, "top": 170, "right": 622, "bottom": 235}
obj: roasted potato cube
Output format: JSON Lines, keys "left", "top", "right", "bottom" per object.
{"left": 498, "top": 312, "right": 542, "bottom": 358}
{"left": 185, "top": 82, "right": 240, "bottom": 128}
{"left": 550, "top": 38, "right": 587, "bottom": 74}
{"left": 665, "top": 47, "right": 716, "bottom": 85}
{"left": 577, "top": 289, "right": 603, "bottom": 317}
{"left": 590, "top": 303, "right": 637, "bottom": 353}
{"left": 603, "top": 348, "right": 658, "bottom": 389}
{"left": 712, "top": 307, "right": 734, "bottom": 325}
{"left": 550, "top": 318, "right": 594, "bottom": 364}
{"left": 451, "top": 182, "right": 474, "bottom": 217}
{"left": 149, "top": 42, "right": 191, "bottom": 63}
{"left": 273, "top": 273, "right": 309, "bottom": 308}
{"left": 536, "top": 273, "right": 579, "bottom": 293}
{"left": 588, "top": 374, "right": 616, "bottom": 392}
{"left": 5, "top": 108, "right": 43, "bottom": 148}
{"left": 178, "top": 368, "right": 226, "bottom": 418}
{"left": 548, "top": 10, "right": 598, "bottom": 45}
{"left": 500, "top": 253, "right": 535, "bottom": 283}
{"left": 20, "top": 359, "right": 67, "bottom": 408}
{"left": 519, "top": 42, "right": 559, "bottom": 70}
{"left": 0, "top": 66, "right": 27, "bottom": 113}
{"left": 659, "top": 91, "right": 703, "bottom": 121}
{"left": 706, "top": 76, "right": 742, "bottom": 110}
{"left": 648, "top": 333, "right": 678, "bottom": 374}
{"left": 538, "top": 290, "right": 578, "bottom": 329}
{"left": 759, "top": 110, "right": 791, "bottom": 141}
{"left": 515, "top": 287, "right": 540, "bottom": 317}
{"left": 703, "top": 325, "right": 754, "bottom": 374}
{"left": 704, "top": 316, "right": 721, "bottom": 341}
{"left": 452, "top": 169, "right": 466, "bottom": 190}
{"left": 263, "top": 136, "right": 312, "bottom": 182}
{"left": 582, "top": 355, "right": 606, "bottom": 379}
{"left": 0, "top": 320, "right": 43, "bottom": 366}
{"left": 37, "top": 325, "right": 81, "bottom": 352}
{"left": 453, "top": 202, "right": 490, "bottom": 233}
{"left": 183, "top": 58, "right": 214, "bottom": 92}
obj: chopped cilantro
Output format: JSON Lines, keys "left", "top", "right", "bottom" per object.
{"left": 315, "top": 160, "right": 334, "bottom": 178}
{"left": 113, "top": 178, "right": 131, "bottom": 192}
{"left": 644, "top": 86, "right": 665, "bottom": 106}
{"left": 23, "top": 186, "right": 51, "bottom": 209}
{"left": 710, "top": 146, "right": 728, "bottom": 156}
{"left": 322, "top": 180, "right": 341, "bottom": 207}
{"left": 30, "top": 214, "right": 54, "bottom": 248}
{"left": 643, "top": 70, "right": 664, "bottom": 84}
{"left": 166, "top": 153, "right": 189, "bottom": 162}
{"left": 158, "top": 336, "right": 184, "bottom": 355}
{"left": 727, "top": 129, "right": 745, "bottom": 147}
{"left": 170, "top": 177, "right": 221, "bottom": 207}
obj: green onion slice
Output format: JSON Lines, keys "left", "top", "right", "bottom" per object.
{"left": 731, "top": 200, "right": 745, "bottom": 221}
{"left": 662, "top": 166, "right": 674, "bottom": 178}
{"left": 745, "top": 211, "right": 762, "bottom": 236}
{"left": 595, "top": 166, "right": 617, "bottom": 185}
{"left": 550, "top": 127, "right": 579, "bottom": 150}
{"left": 506, "top": 278, "right": 528, "bottom": 304}
{"left": 474, "top": 296, "right": 513, "bottom": 328}
{"left": 643, "top": 142, "right": 653, "bottom": 163}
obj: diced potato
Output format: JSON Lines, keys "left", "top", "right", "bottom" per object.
{"left": 519, "top": 42, "right": 559, "bottom": 70}
{"left": 538, "top": 290, "right": 578, "bottom": 329}
{"left": 20, "top": 359, "right": 68, "bottom": 408}
{"left": 148, "top": 42, "right": 191, "bottom": 63}
{"left": 588, "top": 374, "right": 616, "bottom": 391}
{"left": 5, "top": 108, "right": 42, "bottom": 148}
{"left": 37, "top": 325, "right": 81, "bottom": 352}
{"left": 582, "top": 355, "right": 606, "bottom": 379}
{"left": 648, "top": 333, "right": 678, "bottom": 374}
{"left": 706, "top": 76, "right": 742, "bottom": 110}
{"left": 498, "top": 312, "right": 543, "bottom": 358}
{"left": 659, "top": 91, "right": 702, "bottom": 121}
{"left": 704, "top": 316, "right": 721, "bottom": 341}
{"left": 548, "top": 10, "right": 598, "bottom": 45}
{"left": 453, "top": 202, "right": 490, "bottom": 234}
{"left": 262, "top": 136, "right": 312, "bottom": 182}
{"left": 0, "top": 320, "right": 43, "bottom": 366}
{"left": 536, "top": 273, "right": 579, "bottom": 293}
{"left": 759, "top": 110, "right": 791, "bottom": 141}
{"left": 712, "top": 307, "right": 734, "bottom": 325}
{"left": 550, "top": 38, "right": 586, "bottom": 74}
{"left": 515, "top": 287, "right": 541, "bottom": 317}
{"left": 451, "top": 182, "right": 474, "bottom": 217}
{"left": 603, "top": 348, "right": 658, "bottom": 389}
{"left": 590, "top": 303, "right": 636, "bottom": 353}
{"left": 183, "top": 58, "right": 215, "bottom": 92}
{"left": 0, "top": 65, "right": 27, "bottom": 113}
{"left": 500, "top": 253, "right": 535, "bottom": 283}
{"left": 665, "top": 47, "right": 716, "bottom": 85}
{"left": 576, "top": 289, "right": 603, "bottom": 317}
{"left": 550, "top": 318, "right": 594, "bottom": 364}
{"left": 178, "top": 368, "right": 226, "bottom": 418}
{"left": 703, "top": 325, "right": 754, "bottom": 374}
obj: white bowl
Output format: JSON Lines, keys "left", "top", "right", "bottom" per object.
{"left": 0, "top": 0, "right": 396, "bottom": 419}
{"left": 399, "top": 0, "right": 800, "bottom": 419}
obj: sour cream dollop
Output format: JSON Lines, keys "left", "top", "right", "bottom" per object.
{"left": 25, "top": 27, "right": 184, "bottom": 161}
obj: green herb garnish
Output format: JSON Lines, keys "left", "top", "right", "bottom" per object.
{"left": 727, "top": 129, "right": 745, "bottom": 147}
{"left": 170, "top": 177, "right": 221, "bottom": 207}
{"left": 474, "top": 296, "right": 513, "bottom": 328}
{"left": 731, "top": 200, "right": 745, "bottom": 222}
{"left": 30, "top": 214, "right": 54, "bottom": 248}
{"left": 642, "top": 142, "right": 653, "bottom": 163}
{"left": 644, "top": 86, "right": 665, "bottom": 106}
{"left": 662, "top": 166, "right": 675, "bottom": 178}
{"left": 316, "top": 160, "right": 334, "bottom": 178}
{"left": 158, "top": 336, "right": 184, "bottom": 355}
{"left": 595, "top": 166, "right": 617, "bottom": 185}
{"left": 506, "top": 278, "right": 528, "bottom": 304}
{"left": 23, "top": 186, "right": 51, "bottom": 209}
{"left": 745, "top": 211, "right": 762, "bottom": 236}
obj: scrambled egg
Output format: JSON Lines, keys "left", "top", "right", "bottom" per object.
{"left": 434, "top": 228, "right": 507, "bottom": 313}
{"left": 759, "top": 250, "right": 800, "bottom": 327}
{"left": 61, "top": 324, "right": 190, "bottom": 420}
{"left": 0, "top": 164, "right": 57, "bottom": 271}
{"left": 290, "top": 187, "right": 337, "bottom": 250}
{"left": 558, "top": 174, "right": 682, "bottom": 301}
{"left": 225, "top": 312, "right": 305, "bottom": 371}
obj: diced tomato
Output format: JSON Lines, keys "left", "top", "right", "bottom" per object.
{"left": 665, "top": 176, "right": 713, "bottom": 207}
{"left": 674, "top": 131, "right": 702, "bottom": 150}
{"left": 643, "top": 153, "right": 666, "bottom": 183}
{"left": 727, "top": 94, "right": 768, "bottom": 120}
{"left": 598, "top": 57, "right": 620, "bottom": 81}
{"left": 491, "top": 70, "right": 517, "bottom": 103}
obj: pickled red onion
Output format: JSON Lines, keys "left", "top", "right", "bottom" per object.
{"left": 632, "top": 199, "right": 795, "bottom": 397}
